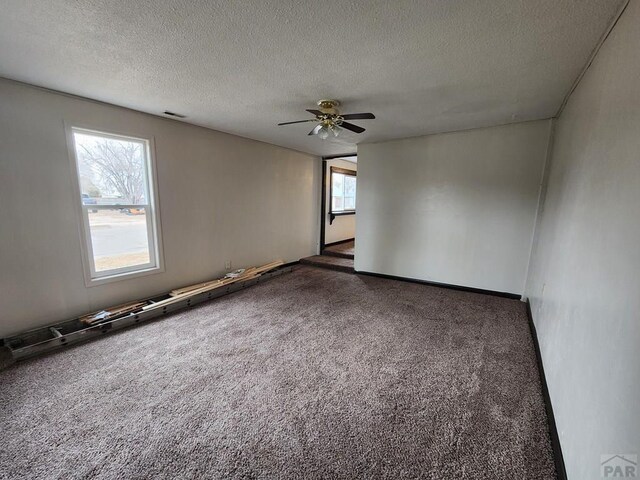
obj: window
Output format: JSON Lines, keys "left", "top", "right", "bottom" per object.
{"left": 70, "top": 128, "right": 162, "bottom": 283}
{"left": 331, "top": 167, "right": 357, "bottom": 213}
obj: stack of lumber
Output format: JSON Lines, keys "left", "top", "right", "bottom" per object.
{"left": 77, "top": 260, "right": 284, "bottom": 321}
{"left": 79, "top": 301, "right": 147, "bottom": 325}
{"left": 142, "top": 260, "right": 284, "bottom": 311}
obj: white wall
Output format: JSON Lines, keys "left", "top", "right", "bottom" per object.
{"left": 324, "top": 158, "right": 357, "bottom": 245}
{"left": 0, "top": 79, "right": 320, "bottom": 338}
{"left": 356, "top": 120, "right": 551, "bottom": 295}
{"left": 525, "top": 1, "right": 640, "bottom": 478}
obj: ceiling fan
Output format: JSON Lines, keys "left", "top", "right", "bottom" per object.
{"left": 278, "top": 100, "right": 375, "bottom": 140}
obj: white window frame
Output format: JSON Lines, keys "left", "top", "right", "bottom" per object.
{"left": 67, "top": 125, "right": 164, "bottom": 286}
{"left": 330, "top": 167, "right": 357, "bottom": 214}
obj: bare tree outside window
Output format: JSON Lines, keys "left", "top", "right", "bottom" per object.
{"left": 75, "top": 134, "right": 146, "bottom": 204}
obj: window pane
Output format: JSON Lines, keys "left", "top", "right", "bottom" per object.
{"left": 344, "top": 175, "right": 356, "bottom": 197}
{"left": 344, "top": 175, "right": 356, "bottom": 210}
{"left": 74, "top": 132, "right": 149, "bottom": 205}
{"left": 344, "top": 197, "right": 355, "bottom": 210}
{"left": 330, "top": 171, "right": 357, "bottom": 213}
{"left": 331, "top": 173, "right": 344, "bottom": 198}
{"left": 72, "top": 128, "right": 159, "bottom": 280}
{"left": 88, "top": 207, "right": 152, "bottom": 272}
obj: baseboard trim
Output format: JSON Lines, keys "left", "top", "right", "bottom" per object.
{"left": 324, "top": 238, "right": 355, "bottom": 248}
{"left": 355, "top": 270, "right": 521, "bottom": 300}
{"left": 2, "top": 265, "right": 296, "bottom": 366}
{"left": 525, "top": 300, "right": 568, "bottom": 480}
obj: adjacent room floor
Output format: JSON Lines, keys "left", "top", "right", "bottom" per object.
{"left": 323, "top": 240, "right": 355, "bottom": 258}
{"left": 300, "top": 240, "right": 356, "bottom": 273}
{"left": 0, "top": 266, "right": 556, "bottom": 479}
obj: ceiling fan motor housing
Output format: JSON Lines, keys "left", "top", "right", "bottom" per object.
{"left": 317, "top": 99, "right": 340, "bottom": 115}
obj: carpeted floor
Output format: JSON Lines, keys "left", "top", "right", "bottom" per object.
{"left": 0, "top": 266, "right": 556, "bottom": 479}
{"left": 300, "top": 254, "right": 354, "bottom": 273}
{"left": 323, "top": 240, "right": 355, "bottom": 258}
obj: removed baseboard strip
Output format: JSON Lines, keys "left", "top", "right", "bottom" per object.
{"left": 169, "top": 260, "right": 283, "bottom": 297}
{"left": 525, "top": 300, "right": 568, "bottom": 480}
{"left": 150, "top": 261, "right": 283, "bottom": 310}
{"left": 355, "top": 270, "right": 521, "bottom": 300}
{"left": 1, "top": 262, "right": 292, "bottom": 366}
{"left": 80, "top": 301, "right": 147, "bottom": 325}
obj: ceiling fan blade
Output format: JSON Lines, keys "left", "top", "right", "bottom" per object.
{"left": 340, "top": 121, "right": 366, "bottom": 134}
{"left": 308, "top": 124, "right": 322, "bottom": 136}
{"left": 341, "top": 113, "right": 376, "bottom": 120}
{"left": 306, "top": 109, "right": 324, "bottom": 116}
{"left": 278, "top": 119, "right": 316, "bottom": 126}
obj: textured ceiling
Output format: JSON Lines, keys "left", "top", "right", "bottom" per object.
{"left": 0, "top": 0, "right": 624, "bottom": 156}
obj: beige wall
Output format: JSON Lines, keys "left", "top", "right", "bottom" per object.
{"left": 525, "top": 1, "right": 640, "bottom": 478}
{"left": 324, "top": 158, "right": 357, "bottom": 245}
{"left": 0, "top": 79, "right": 320, "bottom": 338}
{"left": 356, "top": 120, "right": 551, "bottom": 295}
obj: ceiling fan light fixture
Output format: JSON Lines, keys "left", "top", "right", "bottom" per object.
{"left": 317, "top": 124, "right": 331, "bottom": 140}
{"left": 278, "top": 99, "right": 375, "bottom": 140}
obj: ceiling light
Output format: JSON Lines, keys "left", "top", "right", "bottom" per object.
{"left": 317, "top": 121, "right": 342, "bottom": 140}
{"left": 318, "top": 124, "right": 330, "bottom": 140}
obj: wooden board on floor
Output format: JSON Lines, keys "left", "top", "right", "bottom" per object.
{"left": 80, "top": 301, "right": 147, "bottom": 325}
{"left": 169, "top": 261, "right": 283, "bottom": 297}
{"left": 143, "top": 260, "right": 284, "bottom": 311}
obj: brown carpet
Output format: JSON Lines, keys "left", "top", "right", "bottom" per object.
{"left": 0, "top": 266, "right": 556, "bottom": 479}
{"left": 323, "top": 240, "right": 355, "bottom": 259}
{"left": 300, "top": 254, "right": 354, "bottom": 273}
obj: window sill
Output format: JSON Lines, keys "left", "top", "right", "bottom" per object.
{"left": 329, "top": 211, "right": 355, "bottom": 225}
{"left": 85, "top": 264, "right": 164, "bottom": 287}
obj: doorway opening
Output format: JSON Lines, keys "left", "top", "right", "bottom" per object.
{"left": 301, "top": 154, "right": 357, "bottom": 273}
